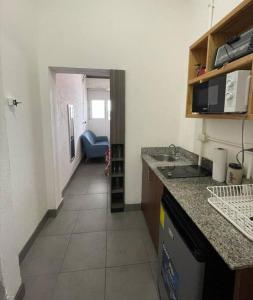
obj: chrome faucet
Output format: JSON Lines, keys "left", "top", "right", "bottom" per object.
{"left": 168, "top": 144, "right": 178, "bottom": 158}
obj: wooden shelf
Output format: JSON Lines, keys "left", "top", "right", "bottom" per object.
{"left": 190, "top": 33, "right": 209, "bottom": 50}
{"left": 111, "top": 188, "right": 124, "bottom": 194}
{"left": 111, "top": 173, "right": 124, "bottom": 178}
{"left": 186, "top": 0, "right": 253, "bottom": 120}
{"left": 188, "top": 54, "right": 253, "bottom": 85}
{"left": 111, "top": 157, "right": 124, "bottom": 161}
{"left": 186, "top": 113, "right": 253, "bottom": 120}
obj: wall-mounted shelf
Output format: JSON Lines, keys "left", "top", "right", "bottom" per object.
{"left": 186, "top": 113, "right": 253, "bottom": 120}
{"left": 188, "top": 54, "right": 253, "bottom": 85}
{"left": 186, "top": 0, "right": 253, "bottom": 120}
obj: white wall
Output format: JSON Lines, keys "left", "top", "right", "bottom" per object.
{"left": 0, "top": 50, "right": 21, "bottom": 300}
{"left": 0, "top": 0, "right": 47, "bottom": 296}
{"left": 55, "top": 73, "right": 86, "bottom": 192}
{"left": 38, "top": 0, "right": 196, "bottom": 205}
{"left": 86, "top": 78, "right": 110, "bottom": 90}
{"left": 2, "top": 0, "right": 47, "bottom": 253}
{"left": 179, "top": 0, "right": 253, "bottom": 178}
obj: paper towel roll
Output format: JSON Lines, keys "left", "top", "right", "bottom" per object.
{"left": 212, "top": 148, "right": 227, "bottom": 182}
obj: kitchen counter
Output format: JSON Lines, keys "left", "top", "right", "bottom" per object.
{"left": 142, "top": 147, "right": 253, "bottom": 270}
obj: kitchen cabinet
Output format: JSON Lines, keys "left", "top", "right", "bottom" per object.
{"left": 234, "top": 268, "right": 253, "bottom": 300}
{"left": 141, "top": 159, "right": 163, "bottom": 251}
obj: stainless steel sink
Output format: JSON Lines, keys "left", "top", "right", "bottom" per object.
{"left": 151, "top": 154, "right": 176, "bottom": 162}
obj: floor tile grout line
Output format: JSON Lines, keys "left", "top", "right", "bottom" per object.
{"left": 46, "top": 234, "right": 72, "bottom": 300}
{"left": 147, "top": 260, "right": 160, "bottom": 295}
{"left": 58, "top": 212, "right": 79, "bottom": 274}
{"left": 62, "top": 207, "right": 107, "bottom": 212}
{"left": 56, "top": 266, "right": 106, "bottom": 275}
{"left": 50, "top": 217, "right": 79, "bottom": 298}
{"left": 105, "top": 261, "right": 158, "bottom": 269}
{"left": 64, "top": 192, "right": 108, "bottom": 197}
{"left": 64, "top": 191, "right": 109, "bottom": 197}
{"left": 57, "top": 261, "right": 155, "bottom": 275}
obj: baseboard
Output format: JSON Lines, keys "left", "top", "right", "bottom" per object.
{"left": 15, "top": 283, "right": 25, "bottom": 300}
{"left": 62, "top": 158, "right": 83, "bottom": 196}
{"left": 18, "top": 211, "right": 49, "bottom": 263}
{"left": 47, "top": 199, "right": 64, "bottom": 217}
{"left": 19, "top": 201, "right": 64, "bottom": 264}
{"left": 125, "top": 204, "right": 141, "bottom": 211}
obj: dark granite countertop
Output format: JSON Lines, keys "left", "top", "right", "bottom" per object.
{"left": 141, "top": 147, "right": 253, "bottom": 270}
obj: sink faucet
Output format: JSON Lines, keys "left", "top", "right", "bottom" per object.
{"left": 168, "top": 144, "right": 177, "bottom": 157}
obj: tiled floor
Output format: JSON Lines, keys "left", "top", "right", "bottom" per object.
{"left": 21, "top": 161, "right": 159, "bottom": 300}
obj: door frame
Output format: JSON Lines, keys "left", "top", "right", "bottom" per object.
{"left": 43, "top": 67, "right": 111, "bottom": 210}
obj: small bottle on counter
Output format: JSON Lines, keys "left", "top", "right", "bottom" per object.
{"left": 226, "top": 163, "right": 243, "bottom": 185}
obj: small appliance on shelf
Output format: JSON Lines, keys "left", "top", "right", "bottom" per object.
{"left": 214, "top": 27, "right": 253, "bottom": 69}
{"left": 192, "top": 70, "right": 251, "bottom": 114}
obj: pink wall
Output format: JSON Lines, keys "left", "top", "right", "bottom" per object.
{"left": 55, "top": 73, "right": 87, "bottom": 192}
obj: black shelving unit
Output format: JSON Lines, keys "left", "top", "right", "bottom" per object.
{"left": 110, "top": 70, "right": 125, "bottom": 213}
{"left": 110, "top": 144, "right": 125, "bottom": 212}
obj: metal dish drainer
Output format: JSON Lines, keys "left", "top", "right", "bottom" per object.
{"left": 207, "top": 184, "right": 253, "bottom": 241}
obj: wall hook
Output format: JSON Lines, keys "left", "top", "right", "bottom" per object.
{"left": 7, "top": 98, "right": 22, "bottom": 107}
{"left": 13, "top": 99, "right": 22, "bottom": 106}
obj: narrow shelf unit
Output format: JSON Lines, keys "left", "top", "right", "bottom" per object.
{"left": 186, "top": 0, "right": 253, "bottom": 120}
{"left": 110, "top": 144, "right": 125, "bottom": 212}
{"left": 111, "top": 173, "right": 124, "bottom": 178}
{"left": 110, "top": 69, "right": 125, "bottom": 213}
{"left": 111, "top": 157, "right": 124, "bottom": 162}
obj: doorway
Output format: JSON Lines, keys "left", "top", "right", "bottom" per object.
{"left": 50, "top": 68, "right": 110, "bottom": 198}
{"left": 48, "top": 67, "right": 125, "bottom": 213}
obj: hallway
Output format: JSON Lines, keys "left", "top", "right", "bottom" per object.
{"left": 21, "top": 162, "right": 159, "bottom": 300}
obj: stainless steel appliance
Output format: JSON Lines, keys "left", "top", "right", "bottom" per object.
{"left": 192, "top": 70, "right": 251, "bottom": 114}
{"left": 158, "top": 189, "right": 235, "bottom": 300}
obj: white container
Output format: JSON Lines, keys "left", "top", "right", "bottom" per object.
{"left": 212, "top": 148, "right": 227, "bottom": 182}
{"left": 226, "top": 163, "right": 243, "bottom": 185}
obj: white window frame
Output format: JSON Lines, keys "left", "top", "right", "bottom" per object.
{"left": 89, "top": 99, "right": 106, "bottom": 120}
{"left": 88, "top": 98, "right": 111, "bottom": 120}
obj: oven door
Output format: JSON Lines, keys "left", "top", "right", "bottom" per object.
{"left": 192, "top": 74, "right": 226, "bottom": 113}
{"left": 192, "top": 81, "right": 208, "bottom": 113}
{"left": 207, "top": 75, "right": 226, "bottom": 113}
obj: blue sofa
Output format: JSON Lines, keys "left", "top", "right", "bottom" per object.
{"left": 81, "top": 130, "right": 109, "bottom": 160}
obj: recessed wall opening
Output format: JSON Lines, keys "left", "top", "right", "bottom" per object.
{"left": 49, "top": 67, "right": 125, "bottom": 213}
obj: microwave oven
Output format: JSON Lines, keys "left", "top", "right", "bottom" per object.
{"left": 192, "top": 70, "right": 251, "bottom": 114}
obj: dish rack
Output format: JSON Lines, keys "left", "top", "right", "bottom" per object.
{"left": 207, "top": 184, "right": 253, "bottom": 241}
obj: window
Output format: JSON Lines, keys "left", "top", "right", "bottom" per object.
{"left": 89, "top": 99, "right": 111, "bottom": 120}
{"left": 107, "top": 100, "right": 111, "bottom": 120}
{"left": 90, "top": 100, "right": 105, "bottom": 119}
